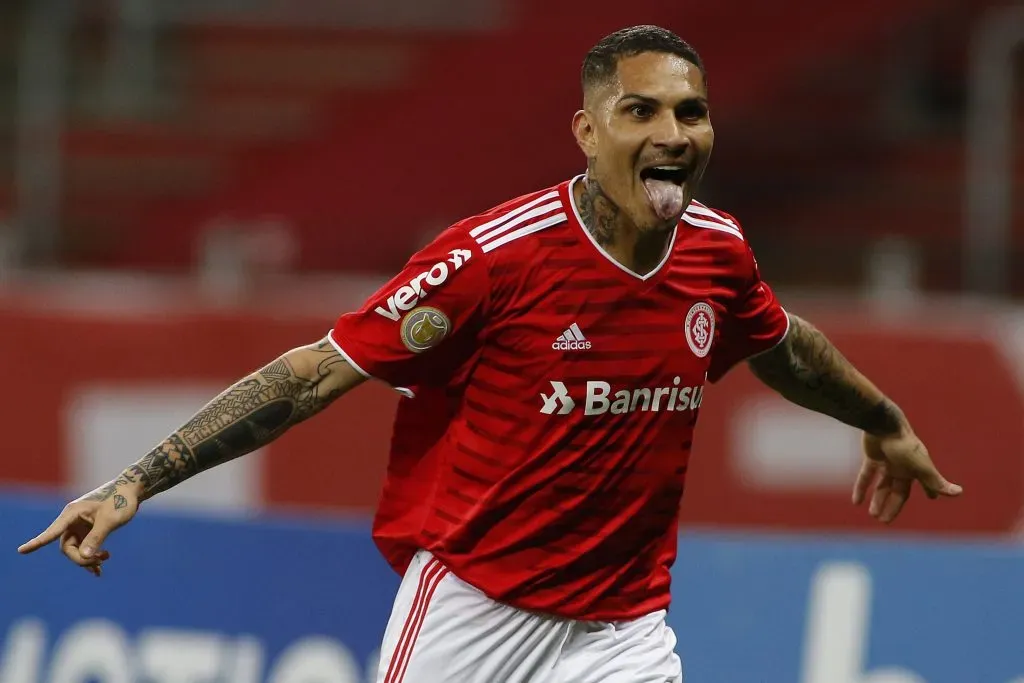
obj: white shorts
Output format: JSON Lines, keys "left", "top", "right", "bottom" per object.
{"left": 375, "top": 550, "right": 683, "bottom": 683}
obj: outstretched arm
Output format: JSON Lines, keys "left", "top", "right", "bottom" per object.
{"left": 747, "top": 313, "right": 960, "bottom": 522}
{"left": 19, "top": 336, "right": 365, "bottom": 564}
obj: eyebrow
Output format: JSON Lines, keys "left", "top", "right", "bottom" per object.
{"left": 618, "top": 93, "right": 709, "bottom": 108}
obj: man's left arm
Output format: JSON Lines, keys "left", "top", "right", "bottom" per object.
{"left": 747, "top": 312, "right": 962, "bottom": 522}
{"left": 746, "top": 313, "right": 903, "bottom": 435}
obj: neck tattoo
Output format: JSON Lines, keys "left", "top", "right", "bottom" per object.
{"left": 577, "top": 176, "right": 619, "bottom": 248}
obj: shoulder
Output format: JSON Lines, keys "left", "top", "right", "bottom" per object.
{"left": 400, "top": 182, "right": 571, "bottom": 310}
{"left": 679, "top": 200, "right": 759, "bottom": 275}
{"left": 681, "top": 200, "right": 747, "bottom": 244}
{"left": 448, "top": 181, "right": 571, "bottom": 260}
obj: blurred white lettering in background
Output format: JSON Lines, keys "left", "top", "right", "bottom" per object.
{"left": 0, "top": 621, "right": 378, "bottom": 683}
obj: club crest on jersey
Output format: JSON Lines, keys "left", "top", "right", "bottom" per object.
{"left": 400, "top": 306, "right": 450, "bottom": 353}
{"left": 684, "top": 302, "right": 715, "bottom": 358}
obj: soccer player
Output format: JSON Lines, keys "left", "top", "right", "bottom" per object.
{"left": 19, "top": 25, "right": 960, "bottom": 683}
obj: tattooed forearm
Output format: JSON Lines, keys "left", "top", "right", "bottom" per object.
{"left": 577, "top": 169, "right": 619, "bottom": 248}
{"left": 747, "top": 314, "right": 907, "bottom": 435}
{"left": 118, "top": 434, "right": 198, "bottom": 500}
{"left": 88, "top": 339, "right": 354, "bottom": 503}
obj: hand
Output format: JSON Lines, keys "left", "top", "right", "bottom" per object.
{"left": 17, "top": 482, "right": 141, "bottom": 577}
{"left": 852, "top": 430, "right": 962, "bottom": 524}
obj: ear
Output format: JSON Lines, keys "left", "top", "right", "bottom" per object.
{"left": 572, "top": 109, "right": 597, "bottom": 158}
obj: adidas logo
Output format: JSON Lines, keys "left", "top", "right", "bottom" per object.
{"left": 552, "top": 323, "right": 592, "bottom": 351}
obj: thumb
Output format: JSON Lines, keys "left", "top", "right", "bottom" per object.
{"left": 903, "top": 443, "right": 962, "bottom": 499}
{"left": 80, "top": 518, "right": 117, "bottom": 559}
{"left": 919, "top": 470, "right": 963, "bottom": 500}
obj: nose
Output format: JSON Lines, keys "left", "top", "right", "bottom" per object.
{"left": 650, "top": 113, "right": 689, "bottom": 153}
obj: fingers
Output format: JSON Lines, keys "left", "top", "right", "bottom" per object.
{"left": 72, "top": 543, "right": 108, "bottom": 576}
{"left": 80, "top": 519, "right": 117, "bottom": 561}
{"left": 18, "top": 512, "right": 74, "bottom": 554}
{"left": 868, "top": 474, "right": 911, "bottom": 524}
{"left": 856, "top": 435, "right": 962, "bottom": 525}
{"left": 19, "top": 497, "right": 126, "bottom": 576}
{"left": 855, "top": 458, "right": 910, "bottom": 524}
{"left": 869, "top": 474, "right": 893, "bottom": 519}
{"left": 66, "top": 546, "right": 110, "bottom": 567}
{"left": 852, "top": 459, "right": 880, "bottom": 505}
{"left": 60, "top": 527, "right": 88, "bottom": 566}
{"left": 879, "top": 478, "right": 911, "bottom": 523}
{"left": 59, "top": 522, "right": 111, "bottom": 568}
{"left": 62, "top": 539, "right": 110, "bottom": 568}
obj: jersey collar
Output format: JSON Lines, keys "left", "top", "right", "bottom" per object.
{"left": 565, "top": 174, "right": 678, "bottom": 282}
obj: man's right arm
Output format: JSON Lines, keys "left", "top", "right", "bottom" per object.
{"left": 107, "top": 336, "right": 364, "bottom": 504}
{"left": 18, "top": 336, "right": 364, "bottom": 562}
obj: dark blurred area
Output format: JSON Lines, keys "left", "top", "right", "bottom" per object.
{"left": 0, "top": 0, "right": 1020, "bottom": 298}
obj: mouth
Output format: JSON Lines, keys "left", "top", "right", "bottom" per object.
{"left": 639, "top": 164, "right": 690, "bottom": 221}
{"left": 639, "top": 165, "right": 689, "bottom": 186}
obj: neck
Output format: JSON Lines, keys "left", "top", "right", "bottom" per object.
{"left": 573, "top": 175, "right": 675, "bottom": 277}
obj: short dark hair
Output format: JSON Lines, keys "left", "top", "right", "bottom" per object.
{"left": 581, "top": 25, "right": 706, "bottom": 93}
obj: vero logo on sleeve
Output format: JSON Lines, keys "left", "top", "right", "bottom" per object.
{"left": 374, "top": 249, "right": 472, "bottom": 321}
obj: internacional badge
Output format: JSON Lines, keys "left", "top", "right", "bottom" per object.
{"left": 684, "top": 301, "right": 715, "bottom": 358}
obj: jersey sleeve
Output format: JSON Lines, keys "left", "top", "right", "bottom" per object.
{"left": 707, "top": 244, "right": 790, "bottom": 383}
{"left": 329, "top": 226, "right": 488, "bottom": 393}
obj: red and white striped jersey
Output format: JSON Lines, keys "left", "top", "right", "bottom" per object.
{"left": 330, "top": 175, "right": 789, "bottom": 621}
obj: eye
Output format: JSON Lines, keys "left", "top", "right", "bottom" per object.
{"left": 677, "top": 103, "right": 707, "bottom": 121}
{"left": 628, "top": 103, "right": 655, "bottom": 119}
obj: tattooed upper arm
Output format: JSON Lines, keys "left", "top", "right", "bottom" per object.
{"left": 746, "top": 314, "right": 840, "bottom": 389}
{"left": 745, "top": 315, "right": 806, "bottom": 385}
{"left": 284, "top": 337, "right": 366, "bottom": 406}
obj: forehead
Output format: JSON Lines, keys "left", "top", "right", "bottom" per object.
{"left": 611, "top": 52, "right": 706, "bottom": 100}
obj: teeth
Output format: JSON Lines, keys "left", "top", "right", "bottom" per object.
{"left": 652, "top": 166, "right": 683, "bottom": 172}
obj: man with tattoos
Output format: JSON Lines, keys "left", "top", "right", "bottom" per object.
{"left": 20, "top": 25, "right": 960, "bottom": 683}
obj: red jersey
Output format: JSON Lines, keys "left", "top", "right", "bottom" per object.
{"left": 330, "top": 175, "right": 789, "bottom": 621}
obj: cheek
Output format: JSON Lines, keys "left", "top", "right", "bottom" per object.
{"left": 602, "top": 134, "right": 643, "bottom": 173}
{"left": 593, "top": 141, "right": 628, "bottom": 175}
{"left": 601, "top": 149, "right": 639, "bottom": 192}
{"left": 698, "top": 126, "right": 715, "bottom": 155}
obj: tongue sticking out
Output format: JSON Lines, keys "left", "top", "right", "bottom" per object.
{"left": 643, "top": 179, "right": 685, "bottom": 221}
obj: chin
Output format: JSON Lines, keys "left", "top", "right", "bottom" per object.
{"left": 639, "top": 217, "right": 679, "bottom": 234}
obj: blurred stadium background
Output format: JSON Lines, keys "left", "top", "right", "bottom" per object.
{"left": 1, "top": 1, "right": 1023, "bottom": 682}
